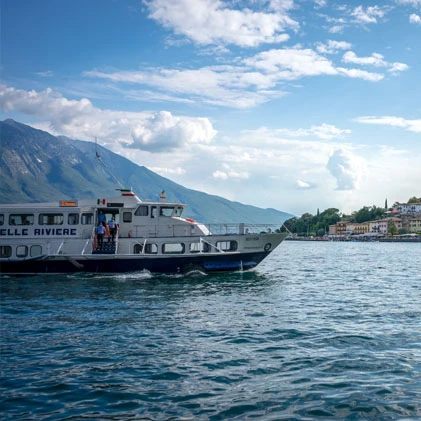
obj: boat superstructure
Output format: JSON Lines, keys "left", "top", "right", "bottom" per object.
{"left": 0, "top": 189, "right": 287, "bottom": 275}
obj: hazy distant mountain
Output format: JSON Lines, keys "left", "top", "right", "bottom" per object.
{"left": 0, "top": 119, "right": 293, "bottom": 224}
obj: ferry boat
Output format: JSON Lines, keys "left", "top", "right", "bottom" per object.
{"left": 0, "top": 189, "right": 287, "bottom": 275}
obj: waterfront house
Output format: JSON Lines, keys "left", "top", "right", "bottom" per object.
{"left": 393, "top": 202, "right": 421, "bottom": 215}
{"left": 329, "top": 224, "right": 337, "bottom": 235}
{"left": 370, "top": 217, "right": 403, "bottom": 234}
{"left": 335, "top": 221, "right": 348, "bottom": 236}
{"left": 408, "top": 217, "right": 421, "bottom": 233}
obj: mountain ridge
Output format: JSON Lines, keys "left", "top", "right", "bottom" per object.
{"left": 0, "top": 119, "right": 293, "bottom": 224}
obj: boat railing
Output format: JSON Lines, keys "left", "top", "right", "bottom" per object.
{"left": 114, "top": 230, "right": 119, "bottom": 253}
{"left": 55, "top": 240, "right": 65, "bottom": 255}
{"left": 83, "top": 227, "right": 96, "bottom": 255}
{"left": 203, "top": 223, "right": 280, "bottom": 236}
{"left": 129, "top": 223, "right": 280, "bottom": 238}
{"left": 200, "top": 237, "right": 224, "bottom": 253}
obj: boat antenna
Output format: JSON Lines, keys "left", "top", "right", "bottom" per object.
{"left": 95, "top": 137, "right": 124, "bottom": 188}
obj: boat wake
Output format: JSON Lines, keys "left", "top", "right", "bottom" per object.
{"left": 183, "top": 269, "right": 208, "bottom": 278}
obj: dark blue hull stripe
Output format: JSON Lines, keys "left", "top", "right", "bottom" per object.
{"left": 0, "top": 252, "right": 269, "bottom": 274}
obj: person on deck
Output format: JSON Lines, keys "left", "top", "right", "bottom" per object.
{"left": 98, "top": 211, "right": 106, "bottom": 224}
{"left": 96, "top": 222, "right": 106, "bottom": 249}
{"left": 107, "top": 216, "right": 117, "bottom": 242}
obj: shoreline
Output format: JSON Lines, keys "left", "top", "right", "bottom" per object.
{"left": 285, "top": 236, "right": 421, "bottom": 243}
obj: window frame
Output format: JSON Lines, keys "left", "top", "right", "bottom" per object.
{"left": 0, "top": 246, "right": 12, "bottom": 258}
{"left": 9, "top": 214, "right": 34, "bottom": 226}
{"left": 16, "top": 245, "right": 28, "bottom": 258}
{"left": 38, "top": 213, "right": 64, "bottom": 226}
{"left": 162, "top": 242, "right": 185, "bottom": 254}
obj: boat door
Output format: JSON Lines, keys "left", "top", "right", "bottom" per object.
{"left": 117, "top": 208, "right": 134, "bottom": 238}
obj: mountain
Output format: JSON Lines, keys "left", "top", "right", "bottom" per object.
{"left": 0, "top": 119, "right": 293, "bottom": 224}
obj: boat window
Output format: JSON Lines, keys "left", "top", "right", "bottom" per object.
{"left": 173, "top": 207, "right": 183, "bottom": 217}
{"left": 81, "top": 213, "right": 94, "bottom": 225}
{"left": 68, "top": 213, "right": 79, "bottom": 225}
{"left": 160, "top": 207, "right": 174, "bottom": 217}
{"left": 190, "top": 242, "right": 201, "bottom": 253}
{"left": 123, "top": 212, "right": 132, "bottom": 223}
{"left": 0, "top": 246, "right": 12, "bottom": 258}
{"left": 162, "top": 243, "right": 185, "bottom": 254}
{"left": 189, "top": 242, "right": 210, "bottom": 253}
{"left": 39, "top": 213, "right": 64, "bottom": 225}
{"left": 30, "top": 245, "right": 42, "bottom": 257}
{"left": 9, "top": 214, "right": 34, "bottom": 226}
{"left": 144, "top": 243, "right": 158, "bottom": 254}
{"left": 134, "top": 206, "right": 148, "bottom": 216}
{"left": 151, "top": 206, "right": 157, "bottom": 219}
{"left": 0, "top": 214, "right": 3, "bottom": 225}
{"left": 134, "top": 244, "right": 143, "bottom": 254}
{"left": 16, "top": 245, "right": 28, "bottom": 258}
{"left": 216, "top": 240, "right": 238, "bottom": 252}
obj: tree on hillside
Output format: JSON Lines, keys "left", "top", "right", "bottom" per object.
{"left": 283, "top": 208, "right": 341, "bottom": 236}
{"left": 388, "top": 219, "right": 398, "bottom": 235}
{"left": 353, "top": 205, "right": 385, "bottom": 223}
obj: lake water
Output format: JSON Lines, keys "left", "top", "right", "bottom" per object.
{"left": 1, "top": 241, "right": 420, "bottom": 420}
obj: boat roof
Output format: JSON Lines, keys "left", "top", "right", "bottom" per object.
{"left": 0, "top": 190, "right": 185, "bottom": 210}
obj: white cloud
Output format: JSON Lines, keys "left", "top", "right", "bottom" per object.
{"left": 149, "top": 166, "right": 186, "bottom": 175}
{"left": 351, "top": 5, "right": 386, "bottom": 24}
{"left": 145, "top": 0, "right": 297, "bottom": 47}
{"left": 296, "top": 179, "right": 314, "bottom": 189}
{"left": 343, "top": 51, "right": 387, "bottom": 67}
{"left": 314, "top": 0, "right": 327, "bottom": 7}
{"left": 129, "top": 111, "right": 216, "bottom": 152}
{"left": 84, "top": 68, "right": 283, "bottom": 109}
{"left": 388, "top": 62, "right": 409, "bottom": 73}
{"left": 0, "top": 85, "right": 217, "bottom": 152}
{"left": 212, "top": 170, "right": 229, "bottom": 180}
{"left": 276, "top": 123, "right": 351, "bottom": 140}
{"left": 396, "top": 0, "right": 421, "bottom": 7}
{"left": 212, "top": 164, "right": 249, "bottom": 180}
{"left": 355, "top": 115, "right": 421, "bottom": 133}
{"left": 327, "top": 148, "right": 365, "bottom": 191}
{"left": 409, "top": 13, "right": 421, "bottom": 24}
{"left": 85, "top": 47, "right": 391, "bottom": 108}
{"left": 320, "top": 5, "right": 389, "bottom": 33}
{"left": 329, "top": 25, "right": 345, "bottom": 34}
{"left": 245, "top": 48, "right": 338, "bottom": 78}
{"left": 342, "top": 51, "right": 409, "bottom": 74}
{"left": 35, "top": 70, "right": 54, "bottom": 77}
{"left": 316, "top": 40, "right": 352, "bottom": 54}
{"left": 336, "top": 67, "right": 384, "bottom": 81}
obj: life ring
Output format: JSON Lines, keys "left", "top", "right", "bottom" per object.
{"left": 264, "top": 243, "right": 272, "bottom": 252}
{"left": 186, "top": 218, "right": 196, "bottom": 223}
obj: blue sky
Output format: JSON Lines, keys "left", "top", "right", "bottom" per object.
{"left": 1, "top": 0, "right": 420, "bottom": 215}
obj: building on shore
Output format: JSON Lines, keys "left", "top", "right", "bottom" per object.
{"left": 392, "top": 202, "right": 421, "bottom": 215}
{"left": 407, "top": 216, "right": 421, "bottom": 233}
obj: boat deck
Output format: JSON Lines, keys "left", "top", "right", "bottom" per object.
{"left": 92, "top": 241, "right": 116, "bottom": 254}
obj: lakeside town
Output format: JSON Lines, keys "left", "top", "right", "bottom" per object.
{"left": 285, "top": 198, "right": 421, "bottom": 242}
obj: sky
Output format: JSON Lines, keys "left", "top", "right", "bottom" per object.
{"left": 1, "top": 0, "right": 420, "bottom": 216}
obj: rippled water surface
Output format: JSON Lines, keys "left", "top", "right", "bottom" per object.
{"left": 1, "top": 241, "right": 420, "bottom": 420}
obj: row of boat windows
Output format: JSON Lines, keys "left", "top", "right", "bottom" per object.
{"left": 134, "top": 205, "right": 183, "bottom": 218}
{"left": 0, "top": 213, "right": 95, "bottom": 226}
{"left": 0, "top": 241, "right": 238, "bottom": 259}
{"left": 134, "top": 240, "right": 238, "bottom": 254}
{"left": 0, "top": 206, "right": 182, "bottom": 226}
{"left": 0, "top": 245, "right": 42, "bottom": 258}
